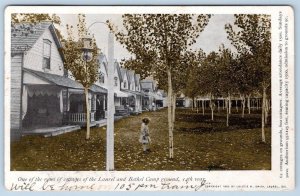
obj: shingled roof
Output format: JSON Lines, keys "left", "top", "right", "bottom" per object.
{"left": 11, "top": 22, "right": 63, "bottom": 57}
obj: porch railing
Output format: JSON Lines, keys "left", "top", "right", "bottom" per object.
{"left": 68, "top": 112, "right": 95, "bottom": 123}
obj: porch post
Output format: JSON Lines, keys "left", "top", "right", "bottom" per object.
{"left": 103, "top": 94, "right": 106, "bottom": 110}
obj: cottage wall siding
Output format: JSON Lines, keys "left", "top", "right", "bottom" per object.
{"left": 23, "top": 28, "right": 64, "bottom": 76}
{"left": 11, "top": 54, "right": 23, "bottom": 139}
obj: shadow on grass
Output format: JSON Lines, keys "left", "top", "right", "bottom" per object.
{"left": 175, "top": 108, "right": 271, "bottom": 133}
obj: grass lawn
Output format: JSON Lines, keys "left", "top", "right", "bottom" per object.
{"left": 11, "top": 108, "right": 271, "bottom": 171}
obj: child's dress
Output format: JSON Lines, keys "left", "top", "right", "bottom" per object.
{"left": 139, "top": 123, "right": 150, "bottom": 144}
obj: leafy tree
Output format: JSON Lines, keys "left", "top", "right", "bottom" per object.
{"left": 225, "top": 14, "right": 271, "bottom": 142}
{"left": 61, "top": 14, "right": 99, "bottom": 140}
{"left": 184, "top": 49, "right": 206, "bottom": 112}
{"left": 109, "top": 14, "right": 211, "bottom": 158}
{"left": 217, "top": 45, "right": 235, "bottom": 126}
{"left": 199, "top": 51, "right": 221, "bottom": 121}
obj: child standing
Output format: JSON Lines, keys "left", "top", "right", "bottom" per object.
{"left": 139, "top": 118, "right": 151, "bottom": 153}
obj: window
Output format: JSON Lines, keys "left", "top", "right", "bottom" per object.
{"left": 43, "top": 39, "right": 51, "bottom": 69}
{"left": 114, "top": 77, "right": 118, "bottom": 86}
{"left": 99, "top": 72, "right": 105, "bottom": 84}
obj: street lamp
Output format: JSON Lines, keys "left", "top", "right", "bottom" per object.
{"left": 87, "top": 22, "right": 115, "bottom": 171}
{"left": 81, "top": 36, "right": 93, "bottom": 62}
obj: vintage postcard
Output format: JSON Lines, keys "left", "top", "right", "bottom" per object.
{"left": 4, "top": 6, "right": 294, "bottom": 191}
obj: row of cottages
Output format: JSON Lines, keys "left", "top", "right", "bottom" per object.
{"left": 10, "top": 22, "right": 166, "bottom": 141}
{"left": 176, "top": 93, "right": 265, "bottom": 111}
{"left": 140, "top": 78, "right": 166, "bottom": 111}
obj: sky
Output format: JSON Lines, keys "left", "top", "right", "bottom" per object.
{"left": 57, "top": 14, "right": 236, "bottom": 61}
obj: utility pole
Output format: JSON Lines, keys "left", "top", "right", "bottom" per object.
{"left": 106, "top": 32, "right": 115, "bottom": 170}
{"left": 87, "top": 22, "right": 115, "bottom": 170}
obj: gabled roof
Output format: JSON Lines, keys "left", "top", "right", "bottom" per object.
{"left": 11, "top": 22, "right": 63, "bottom": 56}
{"left": 127, "top": 70, "right": 135, "bottom": 85}
{"left": 120, "top": 67, "right": 128, "bottom": 81}
{"left": 134, "top": 74, "right": 141, "bottom": 86}
{"left": 98, "top": 53, "right": 108, "bottom": 75}
{"left": 114, "top": 61, "right": 123, "bottom": 82}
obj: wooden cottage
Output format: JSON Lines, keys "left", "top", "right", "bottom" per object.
{"left": 10, "top": 22, "right": 84, "bottom": 140}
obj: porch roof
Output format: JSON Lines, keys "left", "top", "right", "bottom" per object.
{"left": 24, "top": 68, "right": 107, "bottom": 93}
{"left": 90, "top": 84, "right": 107, "bottom": 94}
{"left": 24, "top": 68, "right": 82, "bottom": 89}
{"left": 121, "top": 89, "right": 143, "bottom": 96}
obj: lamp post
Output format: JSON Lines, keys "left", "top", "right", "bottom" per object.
{"left": 82, "top": 36, "right": 93, "bottom": 62}
{"left": 81, "top": 36, "right": 93, "bottom": 140}
{"left": 87, "top": 22, "right": 115, "bottom": 171}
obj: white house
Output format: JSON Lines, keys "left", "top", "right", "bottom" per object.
{"left": 10, "top": 22, "right": 83, "bottom": 140}
{"left": 93, "top": 53, "right": 109, "bottom": 120}
{"left": 134, "top": 74, "right": 143, "bottom": 113}
{"left": 141, "top": 78, "right": 157, "bottom": 111}
{"left": 119, "top": 68, "right": 143, "bottom": 114}
{"left": 113, "top": 61, "right": 128, "bottom": 116}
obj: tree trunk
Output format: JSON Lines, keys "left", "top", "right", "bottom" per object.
{"left": 172, "top": 94, "right": 176, "bottom": 125}
{"left": 241, "top": 95, "right": 245, "bottom": 118}
{"left": 191, "top": 97, "right": 194, "bottom": 111}
{"left": 211, "top": 106, "right": 214, "bottom": 121}
{"left": 247, "top": 95, "right": 251, "bottom": 114}
{"left": 261, "top": 86, "right": 267, "bottom": 143}
{"left": 202, "top": 100, "right": 205, "bottom": 116}
{"left": 209, "top": 94, "right": 214, "bottom": 121}
{"left": 196, "top": 100, "right": 199, "bottom": 113}
{"left": 84, "top": 87, "right": 90, "bottom": 140}
{"left": 217, "top": 100, "right": 220, "bottom": 113}
{"left": 228, "top": 94, "right": 231, "bottom": 114}
{"left": 265, "top": 98, "right": 269, "bottom": 124}
{"left": 167, "top": 69, "right": 174, "bottom": 158}
{"left": 235, "top": 99, "right": 238, "bottom": 112}
{"left": 226, "top": 96, "right": 229, "bottom": 127}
